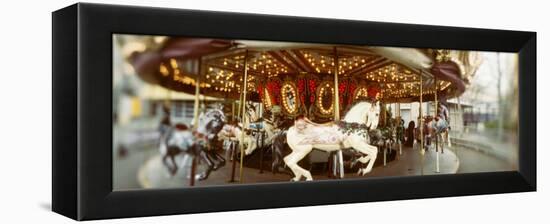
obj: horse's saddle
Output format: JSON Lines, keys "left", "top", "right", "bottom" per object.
{"left": 294, "top": 118, "right": 344, "bottom": 145}
{"left": 249, "top": 122, "right": 263, "bottom": 129}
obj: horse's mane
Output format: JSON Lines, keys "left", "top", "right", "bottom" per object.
{"left": 343, "top": 101, "right": 374, "bottom": 123}
{"left": 202, "top": 109, "right": 225, "bottom": 121}
{"left": 342, "top": 98, "right": 375, "bottom": 114}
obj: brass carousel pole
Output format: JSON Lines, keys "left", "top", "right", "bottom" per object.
{"left": 232, "top": 100, "right": 236, "bottom": 122}
{"left": 333, "top": 47, "right": 344, "bottom": 178}
{"left": 333, "top": 49, "right": 340, "bottom": 120}
{"left": 239, "top": 50, "right": 249, "bottom": 183}
{"left": 190, "top": 57, "right": 203, "bottom": 187}
{"left": 419, "top": 69, "right": 424, "bottom": 175}
{"left": 237, "top": 89, "right": 243, "bottom": 119}
{"left": 434, "top": 78, "right": 440, "bottom": 173}
{"left": 227, "top": 98, "right": 238, "bottom": 183}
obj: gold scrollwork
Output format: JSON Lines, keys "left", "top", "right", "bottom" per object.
{"left": 353, "top": 86, "right": 369, "bottom": 100}
{"left": 316, "top": 81, "right": 334, "bottom": 116}
{"left": 262, "top": 88, "right": 273, "bottom": 111}
{"left": 280, "top": 81, "right": 299, "bottom": 115}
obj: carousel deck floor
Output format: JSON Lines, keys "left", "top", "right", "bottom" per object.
{"left": 136, "top": 144, "right": 460, "bottom": 189}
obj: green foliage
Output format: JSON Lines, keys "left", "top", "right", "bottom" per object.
{"left": 484, "top": 119, "right": 517, "bottom": 130}
{"left": 337, "top": 121, "right": 370, "bottom": 138}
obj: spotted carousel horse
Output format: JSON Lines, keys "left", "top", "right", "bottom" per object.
{"left": 244, "top": 103, "right": 289, "bottom": 156}
{"left": 217, "top": 122, "right": 255, "bottom": 157}
{"left": 284, "top": 101, "right": 381, "bottom": 181}
{"left": 158, "top": 109, "right": 226, "bottom": 180}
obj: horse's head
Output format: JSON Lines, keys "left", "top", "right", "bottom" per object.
{"left": 344, "top": 100, "right": 379, "bottom": 127}
{"left": 197, "top": 109, "right": 226, "bottom": 141}
{"left": 219, "top": 123, "right": 240, "bottom": 138}
{"left": 245, "top": 102, "right": 259, "bottom": 122}
{"left": 163, "top": 125, "right": 194, "bottom": 154}
{"left": 365, "top": 101, "right": 380, "bottom": 129}
{"left": 424, "top": 116, "right": 434, "bottom": 123}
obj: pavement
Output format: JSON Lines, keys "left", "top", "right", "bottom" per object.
{"left": 129, "top": 143, "right": 460, "bottom": 189}
{"left": 455, "top": 145, "right": 517, "bottom": 173}
{"left": 451, "top": 131, "right": 518, "bottom": 165}
{"left": 112, "top": 119, "right": 518, "bottom": 190}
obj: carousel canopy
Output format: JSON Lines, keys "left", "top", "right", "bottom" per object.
{"left": 128, "top": 36, "right": 481, "bottom": 106}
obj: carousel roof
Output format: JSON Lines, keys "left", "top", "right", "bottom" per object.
{"left": 128, "top": 36, "right": 482, "bottom": 104}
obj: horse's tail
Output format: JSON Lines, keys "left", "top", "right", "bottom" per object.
{"left": 158, "top": 126, "right": 173, "bottom": 155}
{"left": 285, "top": 127, "right": 300, "bottom": 151}
{"left": 273, "top": 130, "right": 287, "bottom": 150}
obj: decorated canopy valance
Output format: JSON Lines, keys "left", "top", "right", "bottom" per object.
{"left": 127, "top": 36, "right": 482, "bottom": 105}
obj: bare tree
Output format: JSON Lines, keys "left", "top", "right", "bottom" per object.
{"left": 496, "top": 53, "right": 504, "bottom": 140}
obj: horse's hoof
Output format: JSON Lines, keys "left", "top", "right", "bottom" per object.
{"left": 195, "top": 174, "right": 207, "bottom": 181}
{"left": 361, "top": 168, "right": 372, "bottom": 175}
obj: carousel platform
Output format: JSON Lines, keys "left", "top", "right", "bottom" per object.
{"left": 137, "top": 144, "right": 459, "bottom": 189}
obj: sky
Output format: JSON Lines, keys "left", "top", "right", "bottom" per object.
{"left": 461, "top": 51, "right": 517, "bottom": 108}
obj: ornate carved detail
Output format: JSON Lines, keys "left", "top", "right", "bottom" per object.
{"left": 315, "top": 81, "right": 334, "bottom": 117}
{"left": 280, "top": 81, "right": 300, "bottom": 115}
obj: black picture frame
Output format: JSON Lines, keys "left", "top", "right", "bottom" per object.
{"left": 52, "top": 3, "right": 536, "bottom": 221}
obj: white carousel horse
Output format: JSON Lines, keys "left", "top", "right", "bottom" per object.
{"left": 244, "top": 103, "right": 280, "bottom": 150}
{"left": 218, "top": 123, "right": 256, "bottom": 154}
{"left": 219, "top": 104, "right": 280, "bottom": 156}
{"left": 284, "top": 101, "right": 381, "bottom": 181}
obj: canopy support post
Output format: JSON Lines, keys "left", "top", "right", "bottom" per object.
{"left": 239, "top": 50, "right": 249, "bottom": 183}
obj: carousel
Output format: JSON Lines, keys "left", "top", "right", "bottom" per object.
{"left": 129, "top": 37, "right": 481, "bottom": 186}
